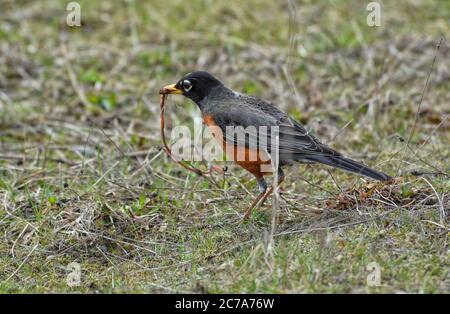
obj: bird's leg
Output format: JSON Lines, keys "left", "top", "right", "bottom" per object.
{"left": 257, "top": 177, "right": 268, "bottom": 193}
{"left": 243, "top": 177, "right": 267, "bottom": 219}
{"left": 258, "top": 169, "right": 285, "bottom": 207}
{"left": 259, "top": 169, "right": 284, "bottom": 206}
{"left": 243, "top": 170, "right": 285, "bottom": 219}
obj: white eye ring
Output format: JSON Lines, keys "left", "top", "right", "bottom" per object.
{"left": 182, "top": 80, "right": 192, "bottom": 92}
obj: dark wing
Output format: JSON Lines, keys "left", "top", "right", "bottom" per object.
{"left": 210, "top": 96, "right": 339, "bottom": 162}
{"left": 209, "top": 95, "right": 391, "bottom": 181}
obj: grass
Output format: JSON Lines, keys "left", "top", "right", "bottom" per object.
{"left": 0, "top": 0, "right": 448, "bottom": 293}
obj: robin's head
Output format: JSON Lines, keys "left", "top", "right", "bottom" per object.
{"left": 160, "top": 71, "right": 223, "bottom": 103}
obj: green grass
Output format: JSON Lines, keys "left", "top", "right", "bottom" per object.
{"left": 0, "top": 0, "right": 448, "bottom": 293}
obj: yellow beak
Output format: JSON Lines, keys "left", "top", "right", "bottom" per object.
{"left": 160, "top": 83, "right": 183, "bottom": 95}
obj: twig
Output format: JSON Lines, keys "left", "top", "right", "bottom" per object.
{"left": 406, "top": 142, "right": 449, "bottom": 177}
{"left": 6, "top": 244, "right": 38, "bottom": 282}
{"left": 60, "top": 42, "right": 97, "bottom": 111}
{"left": 0, "top": 154, "right": 76, "bottom": 166}
{"left": 406, "top": 37, "right": 443, "bottom": 145}
{"left": 420, "top": 176, "right": 446, "bottom": 225}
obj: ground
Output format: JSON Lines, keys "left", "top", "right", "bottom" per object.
{"left": 0, "top": 0, "right": 448, "bottom": 293}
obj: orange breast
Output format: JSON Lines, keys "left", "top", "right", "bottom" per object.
{"left": 203, "top": 114, "right": 272, "bottom": 178}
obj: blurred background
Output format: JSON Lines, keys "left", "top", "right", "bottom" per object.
{"left": 0, "top": 0, "right": 448, "bottom": 293}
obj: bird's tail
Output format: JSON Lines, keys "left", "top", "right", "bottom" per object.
{"left": 304, "top": 155, "right": 391, "bottom": 182}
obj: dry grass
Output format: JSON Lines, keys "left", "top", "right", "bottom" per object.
{"left": 0, "top": 0, "right": 448, "bottom": 293}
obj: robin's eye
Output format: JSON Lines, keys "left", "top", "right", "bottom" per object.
{"left": 182, "top": 80, "right": 192, "bottom": 92}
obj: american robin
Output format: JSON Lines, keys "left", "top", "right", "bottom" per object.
{"left": 160, "top": 71, "right": 391, "bottom": 218}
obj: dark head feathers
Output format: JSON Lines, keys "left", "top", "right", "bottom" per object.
{"left": 175, "top": 71, "right": 224, "bottom": 103}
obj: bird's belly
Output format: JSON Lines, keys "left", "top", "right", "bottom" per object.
{"left": 203, "top": 114, "right": 272, "bottom": 177}
{"left": 226, "top": 144, "right": 272, "bottom": 176}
